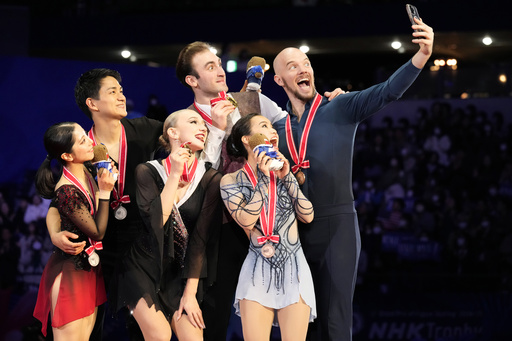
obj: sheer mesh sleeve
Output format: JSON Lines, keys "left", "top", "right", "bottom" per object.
{"left": 55, "top": 185, "right": 108, "bottom": 240}
{"left": 134, "top": 163, "right": 165, "bottom": 266}
{"left": 183, "top": 169, "right": 223, "bottom": 279}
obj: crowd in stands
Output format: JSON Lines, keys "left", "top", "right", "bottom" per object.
{"left": 352, "top": 102, "right": 512, "bottom": 293}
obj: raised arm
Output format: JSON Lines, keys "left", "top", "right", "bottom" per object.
{"left": 159, "top": 147, "right": 191, "bottom": 223}
{"left": 410, "top": 17, "right": 434, "bottom": 69}
{"left": 201, "top": 101, "right": 232, "bottom": 168}
{"left": 58, "top": 168, "right": 115, "bottom": 240}
{"left": 57, "top": 189, "right": 109, "bottom": 241}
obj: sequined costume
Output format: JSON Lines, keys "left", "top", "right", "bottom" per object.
{"left": 33, "top": 185, "right": 109, "bottom": 336}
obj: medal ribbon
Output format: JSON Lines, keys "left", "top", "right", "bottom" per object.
{"left": 209, "top": 90, "right": 228, "bottom": 107}
{"left": 243, "top": 163, "right": 279, "bottom": 245}
{"left": 63, "top": 167, "right": 103, "bottom": 251}
{"left": 193, "top": 102, "right": 213, "bottom": 128}
{"left": 85, "top": 237, "right": 103, "bottom": 256}
{"left": 63, "top": 167, "right": 96, "bottom": 216}
{"left": 164, "top": 143, "right": 198, "bottom": 183}
{"left": 88, "top": 124, "right": 131, "bottom": 210}
{"left": 285, "top": 93, "right": 322, "bottom": 174}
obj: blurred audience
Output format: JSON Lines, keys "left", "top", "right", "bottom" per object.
{"left": 351, "top": 101, "right": 512, "bottom": 292}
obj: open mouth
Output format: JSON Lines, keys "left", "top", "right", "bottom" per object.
{"left": 297, "top": 77, "right": 310, "bottom": 89}
{"left": 269, "top": 136, "right": 278, "bottom": 147}
{"left": 195, "top": 134, "right": 205, "bottom": 143}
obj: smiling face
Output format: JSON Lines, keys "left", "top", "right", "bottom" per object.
{"left": 167, "top": 110, "right": 208, "bottom": 152}
{"left": 66, "top": 123, "right": 94, "bottom": 163}
{"left": 87, "top": 76, "right": 127, "bottom": 120}
{"left": 247, "top": 115, "right": 279, "bottom": 148}
{"left": 273, "top": 47, "right": 316, "bottom": 103}
{"left": 186, "top": 49, "right": 228, "bottom": 100}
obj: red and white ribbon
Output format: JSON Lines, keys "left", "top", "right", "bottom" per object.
{"left": 164, "top": 142, "right": 198, "bottom": 183}
{"left": 85, "top": 237, "right": 103, "bottom": 256}
{"left": 285, "top": 93, "right": 323, "bottom": 174}
{"left": 193, "top": 102, "right": 213, "bottom": 128}
{"left": 63, "top": 166, "right": 96, "bottom": 216}
{"left": 63, "top": 167, "right": 104, "bottom": 253}
{"left": 209, "top": 90, "right": 229, "bottom": 107}
{"left": 243, "top": 163, "right": 279, "bottom": 245}
{"left": 88, "top": 124, "right": 131, "bottom": 210}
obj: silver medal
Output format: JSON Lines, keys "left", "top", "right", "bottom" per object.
{"left": 88, "top": 251, "right": 100, "bottom": 267}
{"left": 261, "top": 243, "right": 275, "bottom": 258}
{"left": 114, "top": 205, "right": 127, "bottom": 220}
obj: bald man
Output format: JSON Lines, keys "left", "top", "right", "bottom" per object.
{"left": 272, "top": 18, "right": 434, "bottom": 341}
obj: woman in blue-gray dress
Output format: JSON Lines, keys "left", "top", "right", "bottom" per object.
{"left": 220, "top": 113, "right": 316, "bottom": 341}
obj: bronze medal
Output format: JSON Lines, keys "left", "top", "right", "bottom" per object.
{"left": 261, "top": 243, "right": 275, "bottom": 258}
{"left": 295, "top": 170, "right": 305, "bottom": 185}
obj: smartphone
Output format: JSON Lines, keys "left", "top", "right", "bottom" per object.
{"left": 406, "top": 4, "right": 421, "bottom": 31}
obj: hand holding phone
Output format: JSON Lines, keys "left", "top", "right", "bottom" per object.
{"left": 406, "top": 4, "right": 421, "bottom": 32}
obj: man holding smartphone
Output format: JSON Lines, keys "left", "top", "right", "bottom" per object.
{"left": 271, "top": 14, "right": 434, "bottom": 341}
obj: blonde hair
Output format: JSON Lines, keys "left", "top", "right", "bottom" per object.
{"left": 158, "top": 109, "right": 204, "bottom": 153}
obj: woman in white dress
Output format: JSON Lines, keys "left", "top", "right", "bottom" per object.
{"left": 220, "top": 113, "right": 316, "bottom": 341}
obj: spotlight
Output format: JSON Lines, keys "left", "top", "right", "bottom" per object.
{"left": 121, "top": 50, "right": 131, "bottom": 58}
{"left": 482, "top": 36, "right": 493, "bottom": 46}
{"left": 434, "top": 59, "right": 446, "bottom": 67}
{"left": 299, "top": 45, "right": 310, "bottom": 53}
{"left": 391, "top": 41, "right": 402, "bottom": 50}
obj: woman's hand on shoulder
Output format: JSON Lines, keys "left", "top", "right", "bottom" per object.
{"left": 324, "top": 87, "right": 347, "bottom": 101}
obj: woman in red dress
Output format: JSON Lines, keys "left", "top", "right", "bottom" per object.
{"left": 33, "top": 122, "right": 117, "bottom": 340}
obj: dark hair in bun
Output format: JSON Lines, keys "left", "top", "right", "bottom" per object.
{"left": 226, "top": 113, "right": 260, "bottom": 160}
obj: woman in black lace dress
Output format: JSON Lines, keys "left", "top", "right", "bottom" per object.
{"left": 115, "top": 109, "right": 223, "bottom": 341}
{"left": 33, "top": 122, "right": 116, "bottom": 340}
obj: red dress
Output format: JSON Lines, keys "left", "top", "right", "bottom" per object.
{"left": 33, "top": 185, "right": 107, "bottom": 336}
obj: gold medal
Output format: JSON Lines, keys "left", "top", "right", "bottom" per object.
{"left": 228, "top": 96, "right": 238, "bottom": 107}
{"left": 261, "top": 243, "right": 275, "bottom": 258}
{"left": 295, "top": 170, "right": 305, "bottom": 185}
